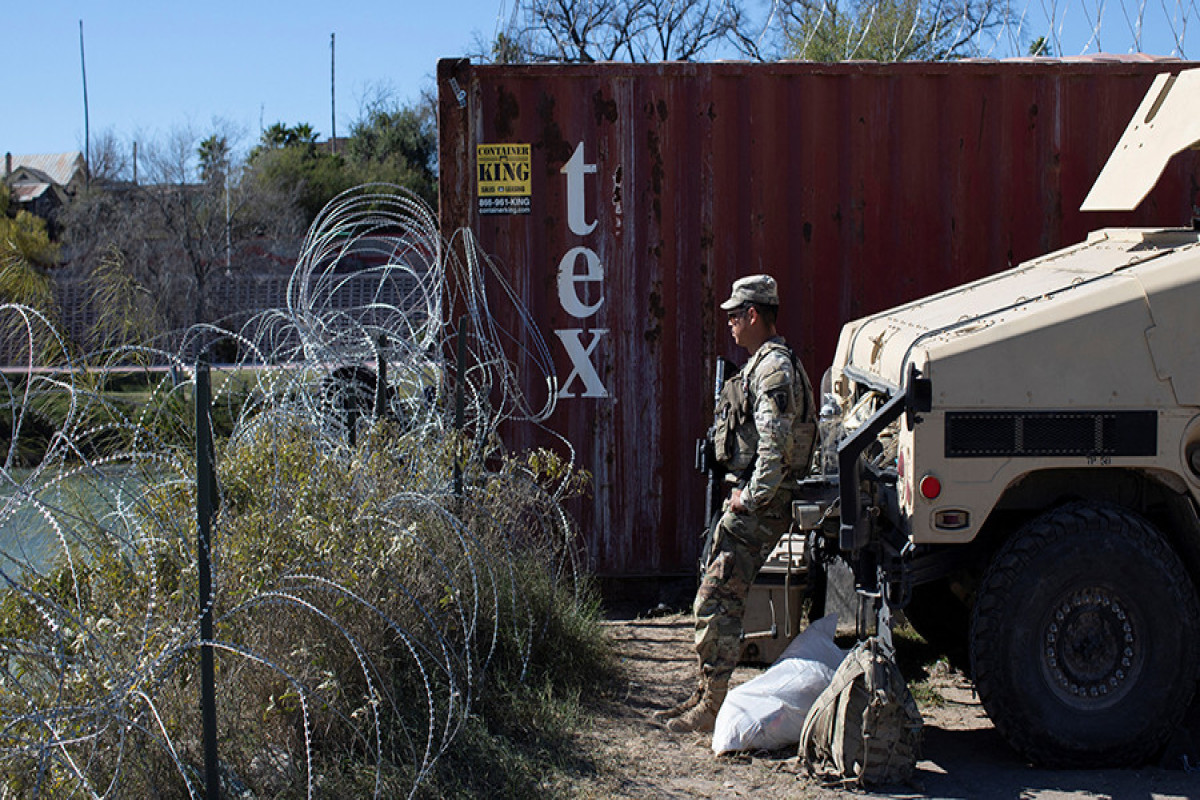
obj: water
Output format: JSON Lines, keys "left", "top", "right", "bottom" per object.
{"left": 0, "top": 464, "right": 155, "bottom": 577}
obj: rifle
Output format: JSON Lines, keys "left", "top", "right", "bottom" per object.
{"left": 695, "top": 356, "right": 735, "bottom": 572}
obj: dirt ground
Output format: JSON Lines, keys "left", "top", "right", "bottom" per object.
{"left": 555, "top": 613, "right": 1200, "bottom": 799}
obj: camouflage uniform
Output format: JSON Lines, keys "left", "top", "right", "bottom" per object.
{"left": 661, "top": 274, "right": 816, "bottom": 733}
{"left": 694, "top": 336, "right": 813, "bottom": 692}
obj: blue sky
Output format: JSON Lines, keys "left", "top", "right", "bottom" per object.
{"left": 4, "top": 1, "right": 508, "bottom": 156}
{"left": 4, "top": 0, "right": 1198, "bottom": 158}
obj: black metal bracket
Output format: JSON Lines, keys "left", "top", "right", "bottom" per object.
{"left": 838, "top": 390, "right": 906, "bottom": 553}
{"left": 837, "top": 363, "right": 931, "bottom": 553}
{"left": 905, "top": 364, "right": 933, "bottom": 429}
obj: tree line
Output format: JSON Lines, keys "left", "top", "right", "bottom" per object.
{"left": 1, "top": 91, "right": 437, "bottom": 358}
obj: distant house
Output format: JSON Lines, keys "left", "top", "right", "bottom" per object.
{"left": 3, "top": 151, "right": 88, "bottom": 225}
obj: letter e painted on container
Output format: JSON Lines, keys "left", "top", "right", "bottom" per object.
{"left": 557, "top": 246, "right": 604, "bottom": 318}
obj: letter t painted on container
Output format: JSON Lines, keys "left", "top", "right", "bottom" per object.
{"left": 561, "top": 143, "right": 597, "bottom": 236}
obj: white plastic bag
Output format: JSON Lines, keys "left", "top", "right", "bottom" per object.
{"left": 711, "top": 614, "right": 846, "bottom": 755}
{"left": 774, "top": 612, "right": 847, "bottom": 668}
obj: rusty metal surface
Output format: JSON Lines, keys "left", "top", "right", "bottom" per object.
{"left": 437, "top": 58, "right": 1200, "bottom": 578}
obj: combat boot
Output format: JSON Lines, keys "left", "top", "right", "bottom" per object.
{"left": 664, "top": 684, "right": 726, "bottom": 734}
{"left": 652, "top": 684, "right": 703, "bottom": 721}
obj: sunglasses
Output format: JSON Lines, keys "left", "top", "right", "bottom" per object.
{"left": 727, "top": 307, "right": 751, "bottom": 322}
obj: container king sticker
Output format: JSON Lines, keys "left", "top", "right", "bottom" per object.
{"left": 477, "top": 143, "right": 531, "bottom": 215}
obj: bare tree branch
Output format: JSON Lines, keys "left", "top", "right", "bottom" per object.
{"left": 61, "top": 127, "right": 303, "bottom": 348}
{"left": 502, "top": 0, "right": 750, "bottom": 62}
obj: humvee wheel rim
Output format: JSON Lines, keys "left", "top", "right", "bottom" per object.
{"left": 1042, "top": 587, "right": 1138, "bottom": 709}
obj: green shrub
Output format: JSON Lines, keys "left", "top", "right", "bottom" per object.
{"left": 0, "top": 409, "right": 611, "bottom": 798}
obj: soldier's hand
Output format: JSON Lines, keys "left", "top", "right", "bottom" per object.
{"left": 730, "top": 489, "right": 748, "bottom": 514}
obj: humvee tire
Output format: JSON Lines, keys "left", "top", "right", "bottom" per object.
{"left": 970, "top": 502, "right": 1200, "bottom": 767}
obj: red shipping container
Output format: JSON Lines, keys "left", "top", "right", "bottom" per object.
{"left": 437, "top": 58, "right": 1200, "bottom": 578}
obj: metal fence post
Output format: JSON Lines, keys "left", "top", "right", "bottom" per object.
{"left": 196, "top": 360, "right": 220, "bottom": 799}
{"left": 375, "top": 333, "right": 388, "bottom": 419}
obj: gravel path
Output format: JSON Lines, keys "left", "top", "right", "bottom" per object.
{"left": 552, "top": 614, "right": 1200, "bottom": 800}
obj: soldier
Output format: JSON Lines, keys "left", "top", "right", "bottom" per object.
{"left": 660, "top": 274, "right": 817, "bottom": 734}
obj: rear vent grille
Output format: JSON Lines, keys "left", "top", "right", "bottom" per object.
{"left": 945, "top": 411, "right": 1156, "bottom": 458}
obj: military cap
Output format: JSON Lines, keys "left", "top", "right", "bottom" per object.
{"left": 720, "top": 274, "right": 779, "bottom": 310}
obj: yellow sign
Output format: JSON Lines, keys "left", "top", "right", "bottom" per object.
{"left": 477, "top": 144, "right": 531, "bottom": 214}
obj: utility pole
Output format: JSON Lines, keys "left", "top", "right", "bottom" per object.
{"left": 225, "top": 171, "right": 232, "bottom": 274}
{"left": 79, "top": 20, "right": 90, "bottom": 186}
{"left": 330, "top": 33, "right": 336, "bottom": 155}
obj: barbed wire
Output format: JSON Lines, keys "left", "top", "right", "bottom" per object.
{"left": 0, "top": 185, "right": 584, "bottom": 798}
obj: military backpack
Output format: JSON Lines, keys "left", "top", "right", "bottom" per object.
{"left": 799, "top": 636, "right": 923, "bottom": 788}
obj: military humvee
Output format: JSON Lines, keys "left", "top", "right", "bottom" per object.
{"left": 793, "top": 67, "right": 1200, "bottom": 767}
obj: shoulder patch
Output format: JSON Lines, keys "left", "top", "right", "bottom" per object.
{"left": 768, "top": 387, "right": 790, "bottom": 414}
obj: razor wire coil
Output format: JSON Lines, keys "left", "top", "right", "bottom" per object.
{"left": 0, "top": 184, "right": 582, "bottom": 799}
